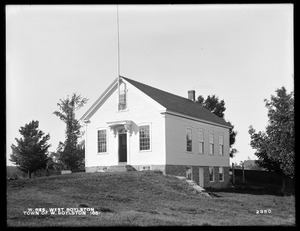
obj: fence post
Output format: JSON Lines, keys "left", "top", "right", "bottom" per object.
{"left": 232, "top": 162, "right": 235, "bottom": 185}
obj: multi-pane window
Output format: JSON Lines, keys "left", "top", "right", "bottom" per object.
{"left": 209, "top": 133, "right": 214, "bottom": 155}
{"left": 139, "top": 125, "right": 150, "bottom": 151}
{"left": 219, "top": 134, "right": 224, "bottom": 155}
{"left": 98, "top": 130, "right": 107, "bottom": 153}
{"left": 198, "top": 130, "right": 204, "bottom": 154}
{"left": 186, "top": 128, "right": 192, "bottom": 152}
{"left": 209, "top": 167, "right": 214, "bottom": 182}
{"left": 118, "top": 90, "right": 126, "bottom": 110}
{"left": 219, "top": 167, "right": 224, "bottom": 182}
{"left": 118, "top": 83, "right": 127, "bottom": 111}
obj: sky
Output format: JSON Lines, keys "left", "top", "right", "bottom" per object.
{"left": 6, "top": 4, "right": 294, "bottom": 166}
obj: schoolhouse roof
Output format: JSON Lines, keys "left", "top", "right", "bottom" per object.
{"left": 121, "top": 76, "right": 232, "bottom": 128}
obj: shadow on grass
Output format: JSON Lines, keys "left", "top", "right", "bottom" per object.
{"left": 95, "top": 207, "right": 115, "bottom": 213}
{"left": 207, "top": 192, "right": 222, "bottom": 198}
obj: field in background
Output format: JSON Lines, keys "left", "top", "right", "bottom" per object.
{"left": 7, "top": 166, "right": 61, "bottom": 179}
{"left": 7, "top": 171, "right": 295, "bottom": 226}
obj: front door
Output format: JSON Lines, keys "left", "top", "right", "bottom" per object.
{"left": 199, "top": 167, "right": 204, "bottom": 187}
{"left": 118, "top": 133, "right": 127, "bottom": 163}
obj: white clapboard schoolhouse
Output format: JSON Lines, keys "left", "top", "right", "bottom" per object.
{"left": 80, "top": 76, "right": 232, "bottom": 188}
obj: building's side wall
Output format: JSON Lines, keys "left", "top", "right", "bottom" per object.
{"left": 165, "top": 113, "right": 230, "bottom": 167}
{"left": 85, "top": 81, "right": 166, "bottom": 170}
{"left": 163, "top": 113, "right": 230, "bottom": 188}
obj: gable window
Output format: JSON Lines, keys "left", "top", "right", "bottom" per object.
{"left": 98, "top": 129, "right": 107, "bottom": 153}
{"left": 209, "top": 133, "right": 214, "bottom": 155}
{"left": 198, "top": 130, "right": 204, "bottom": 154}
{"left": 186, "top": 128, "right": 192, "bottom": 152}
{"left": 118, "top": 82, "right": 127, "bottom": 111}
{"left": 139, "top": 125, "right": 150, "bottom": 151}
{"left": 219, "top": 167, "right": 224, "bottom": 182}
{"left": 209, "top": 167, "right": 214, "bottom": 182}
{"left": 219, "top": 134, "right": 224, "bottom": 155}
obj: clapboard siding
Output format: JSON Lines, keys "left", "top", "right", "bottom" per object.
{"left": 85, "top": 80, "right": 166, "bottom": 167}
{"left": 165, "top": 113, "right": 230, "bottom": 167}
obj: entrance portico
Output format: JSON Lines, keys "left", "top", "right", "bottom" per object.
{"left": 107, "top": 120, "right": 133, "bottom": 165}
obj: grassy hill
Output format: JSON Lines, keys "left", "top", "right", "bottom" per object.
{"left": 7, "top": 171, "right": 295, "bottom": 226}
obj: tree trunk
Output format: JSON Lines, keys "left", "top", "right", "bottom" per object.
{"left": 232, "top": 162, "right": 235, "bottom": 185}
{"left": 28, "top": 170, "right": 31, "bottom": 179}
{"left": 281, "top": 177, "right": 286, "bottom": 193}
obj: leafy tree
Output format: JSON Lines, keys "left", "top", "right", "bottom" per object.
{"left": 249, "top": 87, "right": 294, "bottom": 191}
{"left": 197, "top": 94, "right": 237, "bottom": 157}
{"left": 10, "top": 120, "right": 50, "bottom": 178}
{"left": 197, "top": 95, "right": 225, "bottom": 118}
{"left": 46, "top": 151, "right": 64, "bottom": 171}
{"left": 53, "top": 93, "right": 88, "bottom": 171}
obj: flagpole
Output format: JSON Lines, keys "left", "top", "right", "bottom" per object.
{"left": 117, "top": 4, "right": 120, "bottom": 107}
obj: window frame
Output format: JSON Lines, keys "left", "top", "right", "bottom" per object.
{"left": 97, "top": 128, "right": 108, "bottom": 154}
{"left": 118, "top": 83, "right": 128, "bottom": 111}
{"left": 138, "top": 124, "right": 151, "bottom": 152}
{"left": 219, "top": 167, "right": 224, "bottom": 182}
{"left": 198, "top": 129, "right": 205, "bottom": 154}
{"left": 186, "top": 128, "right": 193, "bottom": 153}
{"left": 219, "top": 134, "right": 224, "bottom": 156}
{"left": 118, "top": 91, "right": 126, "bottom": 110}
{"left": 209, "top": 167, "right": 215, "bottom": 182}
{"left": 209, "top": 133, "right": 214, "bottom": 155}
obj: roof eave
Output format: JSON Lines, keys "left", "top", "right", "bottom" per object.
{"left": 162, "top": 110, "right": 232, "bottom": 129}
{"left": 80, "top": 77, "right": 119, "bottom": 121}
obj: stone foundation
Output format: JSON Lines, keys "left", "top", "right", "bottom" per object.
{"left": 131, "top": 165, "right": 165, "bottom": 172}
{"left": 85, "top": 166, "right": 110, "bottom": 172}
{"left": 165, "top": 165, "right": 230, "bottom": 189}
{"left": 165, "top": 165, "right": 186, "bottom": 177}
{"left": 85, "top": 166, "right": 98, "bottom": 172}
{"left": 86, "top": 164, "right": 230, "bottom": 189}
{"left": 85, "top": 165, "right": 166, "bottom": 173}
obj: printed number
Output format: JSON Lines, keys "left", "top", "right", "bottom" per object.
{"left": 256, "top": 209, "right": 271, "bottom": 214}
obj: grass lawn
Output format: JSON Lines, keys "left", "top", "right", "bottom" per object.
{"left": 7, "top": 171, "right": 295, "bottom": 226}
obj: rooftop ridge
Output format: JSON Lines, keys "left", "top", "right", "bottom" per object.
{"left": 121, "top": 76, "right": 198, "bottom": 103}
